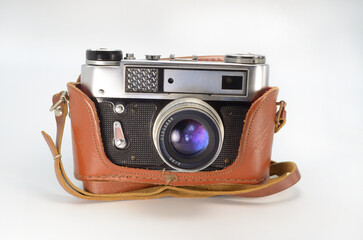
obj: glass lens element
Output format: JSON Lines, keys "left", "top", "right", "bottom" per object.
{"left": 170, "top": 119, "right": 209, "bottom": 155}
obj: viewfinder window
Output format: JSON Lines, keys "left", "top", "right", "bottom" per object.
{"left": 222, "top": 76, "right": 243, "bottom": 90}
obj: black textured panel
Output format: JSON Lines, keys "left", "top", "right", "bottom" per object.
{"left": 213, "top": 105, "right": 249, "bottom": 168}
{"left": 97, "top": 101, "right": 165, "bottom": 167}
{"left": 95, "top": 99, "right": 250, "bottom": 171}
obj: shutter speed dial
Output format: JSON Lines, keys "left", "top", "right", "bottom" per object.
{"left": 86, "top": 49, "right": 122, "bottom": 66}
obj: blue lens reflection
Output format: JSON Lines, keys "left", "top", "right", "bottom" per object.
{"left": 170, "top": 119, "right": 209, "bottom": 155}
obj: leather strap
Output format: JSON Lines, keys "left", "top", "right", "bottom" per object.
{"left": 42, "top": 91, "right": 300, "bottom": 201}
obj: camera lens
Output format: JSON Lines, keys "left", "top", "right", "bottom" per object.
{"left": 170, "top": 119, "right": 209, "bottom": 155}
{"left": 153, "top": 98, "right": 224, "bottom": 172}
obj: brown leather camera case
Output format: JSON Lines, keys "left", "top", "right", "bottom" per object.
{"left": 42, "top": 60, "right": 300, "bottom": 201}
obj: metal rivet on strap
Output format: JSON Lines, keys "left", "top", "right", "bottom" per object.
{"left": 54, "top": 154, "right": 62, "bottom": 160}
{"left": 49, "top": 91, "right": 68, "bottom": 111}
{"left": 55, "top": 106, "right": 63, "bottom": 117}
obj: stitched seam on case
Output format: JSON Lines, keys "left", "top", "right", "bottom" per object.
{"left": 77, "top": 174, "right": 265, "bottom": 182}
{"left": 73, "top": 84, "right": 273, "bottom": 181}
{"left": 179, "top": 92, "right": 275, "bottom": 179}
{"left": 70, "top": 84, "right": 275, "bottom": 182}
{"left": 71, "top": 86, "right": 165, "bottom": 180}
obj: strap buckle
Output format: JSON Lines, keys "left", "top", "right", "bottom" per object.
{"left": 49, "top": 91, "right": 69, "bottom": 116}
{"left": 275, "top": 100, "right": 287, "bottom": 133}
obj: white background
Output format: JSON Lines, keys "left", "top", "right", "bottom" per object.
{"left": 0, "top": 0, "right": 362, "bottom": 239}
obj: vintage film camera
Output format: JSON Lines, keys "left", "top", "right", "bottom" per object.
{"left": 81, "top": 49, "right": 268, "bottom": 172}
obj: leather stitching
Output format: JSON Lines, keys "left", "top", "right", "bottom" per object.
{"left": 70, "top": 85, "right": 166, "bottom": 180}
{"left": 77, "top": 175, "right": 264, "bottom": 182}
{"left": 179, "top": 91, "right": 276, "bottom": 179}
{"left": 71, "top": 83, "right": 274, "bottom": 181}
{"left": 69, "top": 83, "right": 276, "bottom": 182}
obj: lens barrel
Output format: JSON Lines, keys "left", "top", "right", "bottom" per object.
{"left": 153, "top": 98, "right": 224, "bottom": 172}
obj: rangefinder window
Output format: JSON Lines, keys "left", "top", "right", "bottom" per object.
{"left": 222, "top": 76, "right": 243, "bottom": 90}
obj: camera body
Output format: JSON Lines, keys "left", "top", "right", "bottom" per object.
{"left": 81, "top": 50, "right": 269, "bottom": 172}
